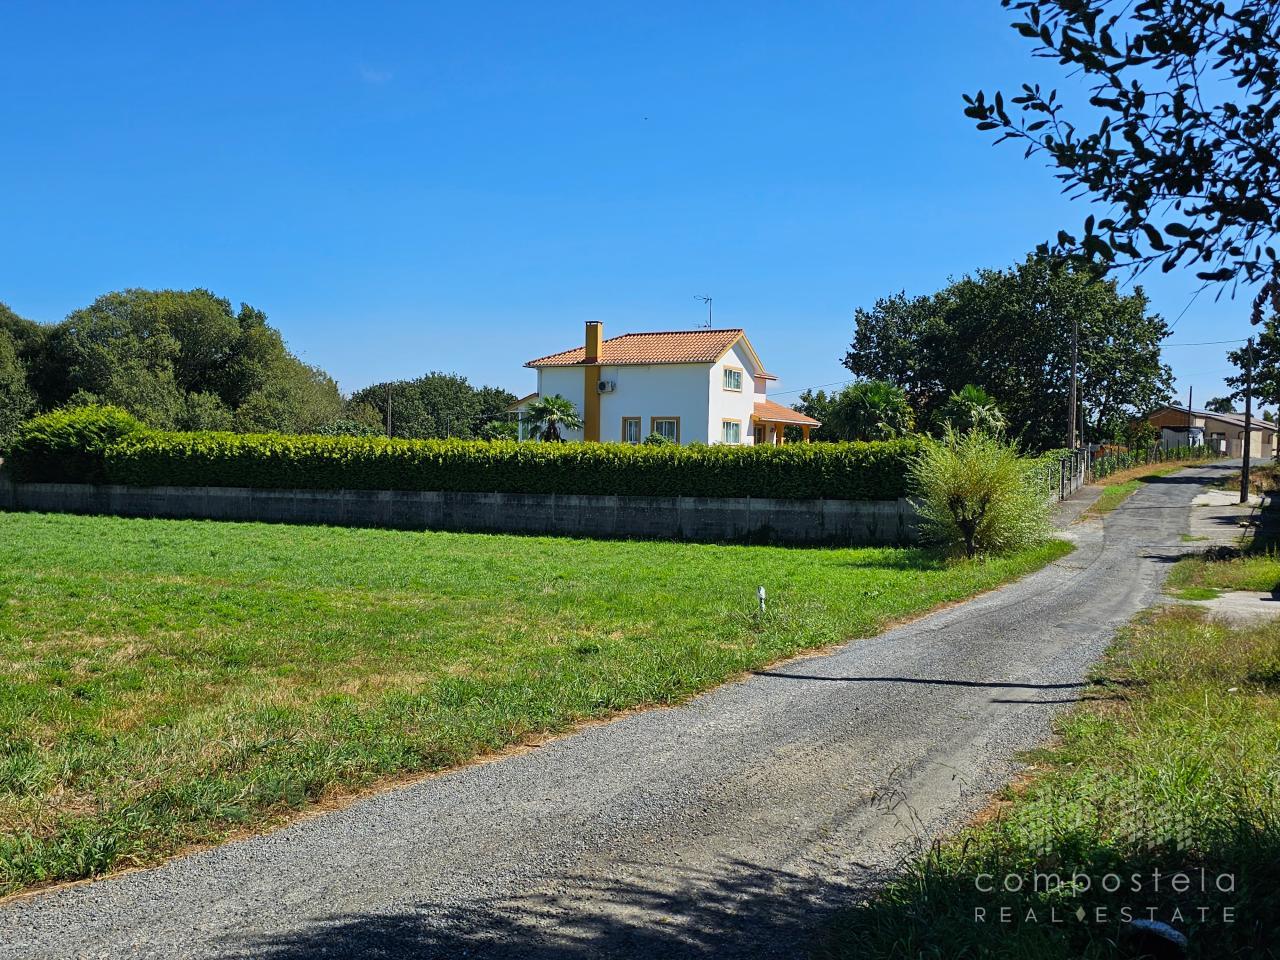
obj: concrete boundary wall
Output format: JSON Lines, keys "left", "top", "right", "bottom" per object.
{"left": 0, "top": 473, "right": 919, "bottom": 545}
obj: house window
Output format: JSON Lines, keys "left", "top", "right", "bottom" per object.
{"left": 721, "top": 420, "right": 742, "bottom": 444}
{"left": 622, "top": 417, "right": 642, "bottom": 444}
{"left": 722, "top": 367, "right": 743, "bottom": 391}
{"left": 651, "top": 417, "right": 680, "bottom": 443}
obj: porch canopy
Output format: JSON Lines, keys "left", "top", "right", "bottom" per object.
{"left": 752, "top": 399, "right": 820, "bottom": 445}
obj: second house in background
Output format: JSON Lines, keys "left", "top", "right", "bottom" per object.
{"left": 511, "top": 322, "right": 820, "bottom": 445}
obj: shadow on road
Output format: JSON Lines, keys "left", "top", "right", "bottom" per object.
{"left": 219, "top": 861, "right": 872, "bottom": 960}
{"left": 753, "top": 673, "right": 1086, "bottom": 691}
{"left": 1137, "top": 472, "right": 1229, "bottom": 485}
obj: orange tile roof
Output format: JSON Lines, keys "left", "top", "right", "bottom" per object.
{"left": 753, "top": 399, "right": 821, "bottom": 426}
{"left": 527, "top": 329, "right": 750, "bottom": 368}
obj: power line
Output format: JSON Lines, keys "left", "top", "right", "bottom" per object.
{"left": 1167, "top": 283, "right": 1209, "bottom": 330}
{"left": 768, "top": 378, "right": 857, "bottom": 398}
{"left": 1164, "top": 338, "right": 1247, "bottom": 346}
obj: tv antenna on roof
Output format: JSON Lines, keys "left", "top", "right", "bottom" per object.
{"left": 694, "top": 295, "right": 713, "bottom": 328}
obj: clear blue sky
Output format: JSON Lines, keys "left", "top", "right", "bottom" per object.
{"left": 0, "top": 1, "right": 1255, "bottom": 409}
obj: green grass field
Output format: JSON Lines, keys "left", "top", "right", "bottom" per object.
{"left": 0, "top": 510, "right": 1069, "bottom": 897}
{"left": 822, "top": 574, "right": 1280, "bottom": 958}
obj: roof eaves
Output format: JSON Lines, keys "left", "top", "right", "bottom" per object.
{"left": 504, "top": 392, "right": 538, "bottom": 411}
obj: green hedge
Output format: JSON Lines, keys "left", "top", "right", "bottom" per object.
{"left": 3, "top": 405, "right": 922, "bottom": 500}
{"left": 102, "top": 431, "right": 920, "bottom": 500}
{"left": 8, "top": 405, "right": 147, "bottom": 483}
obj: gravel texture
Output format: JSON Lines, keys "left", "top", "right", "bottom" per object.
{"left": 0, "top": 464, "right": 1229, "bottom": 960}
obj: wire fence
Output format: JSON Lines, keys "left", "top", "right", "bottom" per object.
{"left": 1088, "top": 443, "right": 1223, "bottom": 481}
{"left": 1033, "top": 449, "right": 1087, "bottom": 503}
{"left": 1031, "top": 443, "right": 1223, "bottom": 504}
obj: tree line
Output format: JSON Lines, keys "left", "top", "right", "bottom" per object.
{"left": 804, "top": 254, "right": 1174, "bottom": 451}
{"left": 0, "top": 289, "right": 515, "bottom": 453}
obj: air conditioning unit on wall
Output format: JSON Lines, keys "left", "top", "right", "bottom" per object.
{"left": 597, "top": 380, "right": 616, "bottom": 393}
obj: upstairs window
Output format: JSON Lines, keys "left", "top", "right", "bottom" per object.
{"left": 722, "top": 368, "right": 743, "bottom": 391}
{"left": 622, "top": 417, "right": 641, "bottom": 443}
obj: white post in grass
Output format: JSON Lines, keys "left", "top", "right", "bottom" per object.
{"left": 758, "top": 586, "right": 766, "bottom": 615}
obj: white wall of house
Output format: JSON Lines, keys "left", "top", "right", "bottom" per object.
{"left": 597, "top": 363, "right": 713, "bottom": 443}
{"left": 708, "top": 340, "right": 761, "bottom": 445}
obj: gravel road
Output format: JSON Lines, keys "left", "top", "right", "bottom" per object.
{"left": 0, "top": 463, "right": 1230, "bottom": 960}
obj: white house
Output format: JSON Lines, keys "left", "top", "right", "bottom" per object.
{"left": 509, "top": 322, "right": 820, "bottom": 445}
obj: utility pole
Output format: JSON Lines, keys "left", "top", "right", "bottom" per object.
{"left": 1067, "top": 312, "right": 1079, "bottom": 449}
{"left": 1241, "top": 337, "right": 1254, "bottom": 504}
{"left": 386, "top": 383, "right": 392, "bottom": 439}
{"left": 1187, "top": 384, "right": 1193, "bottom": 454}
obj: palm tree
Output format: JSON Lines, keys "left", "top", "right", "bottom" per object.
{"left": 826, "top": 381, "right": 915, "bottom": 441}
{"left": 523, "top": 394, "right": 583, "bottom": 442}
{"left": 936, "top": 384, "right": 1007, "bottom": 436}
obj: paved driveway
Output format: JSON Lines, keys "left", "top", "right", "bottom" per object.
{"left": 0, "top": 464, "right": 1231, "bottom": 960}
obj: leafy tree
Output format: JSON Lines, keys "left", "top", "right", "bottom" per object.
{"left": 1226, "top": 321, "right": 1275, "bottom": 406}
{"left": 0, "top": 301, "right": 47, "bottom": 370}
{"left": 0, "top": 326, "right": 36, "bottom": 453}
{"left": 314, "top": 417, "right": 383, "bottom": 438}
{"left": 1204, "top": 396, "right": 1237, "bottom": 414}
{"left": 936, "top": 384, "right": 1007, "bottom": 435}
{"left": 475, "top": 385, "right": 519, "bottom": 419}
{"left": 524, "top": 394, "right": 583, "bottom": 442}
{"left": 965, "top": 2, "right": 1280, "bottom": 321}
{"left": 474, "top": 385, "right": 521, "bottom": 439}
{"left": 3, "top": 289, "right": 517, "bottom": 442}
{"left": 845, "top": 254, "right": 1173, "bottom": 450}
{"left": 334, "top": 401, "right": 386, "bottom": 436}
{"left": 233, "top": 359, "right": 343, "bottom": 434}
{"left": 176, "top": 392, "right": 234, "bottom": 432}
{"left": 30, "top": 288, "right": 329, "bottom": 432}
{"left": 349, "top": 373, "right": 515, "bottom": 440}
{"left": 793, "top": 389, "right": 836, "bottom": 431}
{"left": 1122, "top": 419, "right": 1159, "bottom": 451}
{"left": 842, "top": 293, "right": 947, "bottom": 408}
{"left": 47, "top": 296, "right": 185, "bottom": 427}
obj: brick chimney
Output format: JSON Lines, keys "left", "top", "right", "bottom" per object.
{"left": 584, "top": 321, "right": 603, "bottom": 364}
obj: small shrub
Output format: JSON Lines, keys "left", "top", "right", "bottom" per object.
{"left": 908, "top": 428, "right": 1049, "bottom": 557}
{"left": 9, "top": 405, "right": 147, "bottom": 483}
{"left": 642, "top": 432, "right": 674, "bottom": 446}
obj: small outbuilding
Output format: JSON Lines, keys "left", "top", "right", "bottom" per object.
{"left": 1144, "top": 404, "right": 1276, "bottom": 459}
